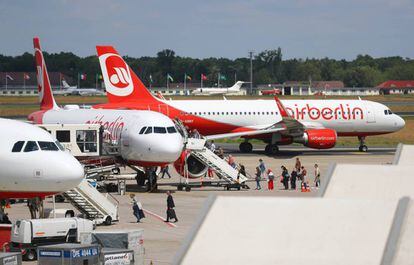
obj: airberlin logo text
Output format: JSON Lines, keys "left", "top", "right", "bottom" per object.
{"left": 85, "top": 115, "right": 124, "bottom": 141}
{"left": 285, "top": 104, "right": 364, "bottom": 121}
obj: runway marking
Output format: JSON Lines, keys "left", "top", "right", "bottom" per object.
{"left": 143, "top": 209, "right": 177, "bottom": 228}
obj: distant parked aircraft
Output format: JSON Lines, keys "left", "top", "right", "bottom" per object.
{"left": 52, "top": 79, "right": 105, "bottom": 96}
{"left": 191, "top": 81, "right": 246, "bottom": 96}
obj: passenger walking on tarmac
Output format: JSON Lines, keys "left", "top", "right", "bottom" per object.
{"left": 255, "top": 167, "right": 262, "bottom": 190}
{"left": 267, "top": 169, "right": 275, "bottom": 190}
{"left": 290, "top": 169, "right": 298, "bottom": 190}
{"left": 237, "top": 164, "right": 246, "bottom": 183}
{"left": 165, "top": 191, "right": 178, "bottom": 223}
{"left": 258, "top": 159, "right": 266, "bottom": 178}
{"left": 160, "top": 165, "right": 172, "bottom": 179}
{"left": 301, "top": 166, "right": 308, "bottom": 189}
{"left": 130, "top": 194, "right": 143, "bottom": 223}
{"left": 281, "top": 166, "right": 290, "bottom": 190}
{"left": 314, "top": 164, "right": 321, "bottom": 188}
{"left": 295, "top": 158, "right": 301, "bottom": 173}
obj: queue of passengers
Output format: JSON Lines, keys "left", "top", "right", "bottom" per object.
{"left": 253, "top": 158, "right": 321, "bottom": 191}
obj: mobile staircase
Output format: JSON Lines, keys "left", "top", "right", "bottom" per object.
{"left": 63, "top": 179, "right": 119, "bottom": 225}
{"left": 181, "top": 138, "right": 250, "bottom": 191}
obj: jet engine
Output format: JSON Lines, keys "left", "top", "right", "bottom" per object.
{"left": 173, "top": 150, "right": 208, "bottom": 178}
{"left": 295, "top": 129, "right": 337, "bottom": 149}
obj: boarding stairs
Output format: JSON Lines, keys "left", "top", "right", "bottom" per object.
{"left": 186, "top": 138, "right": 249, "bottom": 185}
{"left": 63, "top": 179, "right": 119, "bottom": 225}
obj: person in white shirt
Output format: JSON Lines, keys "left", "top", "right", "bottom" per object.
{"left": 314, "top": 164, "right": 321, "bottom": 188}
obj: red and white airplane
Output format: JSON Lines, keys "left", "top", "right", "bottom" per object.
{"left": 94, "top": 46, "right": 405, "bottom": 154}
{"left": 0, "top": 118, "right": 84, "bottom": 200}
{"left": 28, "top": 38, "right": 184, "bottom": 167}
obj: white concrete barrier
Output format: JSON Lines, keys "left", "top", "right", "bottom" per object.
{"left": 174, "top": 196, "right": 400, "bottom": 265}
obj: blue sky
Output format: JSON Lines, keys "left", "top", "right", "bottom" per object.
{"left": 0, "top": 0, "right": 413, "bottom": 59}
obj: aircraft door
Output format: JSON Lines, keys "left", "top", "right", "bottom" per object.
{"left": 365, "top": 104, "right": 376, "bottom": 123}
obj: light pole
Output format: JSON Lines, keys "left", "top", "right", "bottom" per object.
{"left": 248, "top": 51, "right": 254, "bottom": 95}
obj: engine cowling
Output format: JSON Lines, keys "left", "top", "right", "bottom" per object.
{"left": 300, "top": 129, "right": 337, "bottom": 149}
{"left": 173, "top": 150, "right": 208, "bottom": 178}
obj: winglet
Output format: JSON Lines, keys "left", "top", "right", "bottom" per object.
{"left": 96, "top": 45, "right": 157, "bottom": 103}
{"left": 274, "top": 97, "right": 290, "bottom": 117}
{"left": 33, "top": 37, "right": 59, "bottom": 110}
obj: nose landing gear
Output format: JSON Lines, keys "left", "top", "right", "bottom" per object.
{"left": 358, "top": 136, "right": 368, "bottom": 152}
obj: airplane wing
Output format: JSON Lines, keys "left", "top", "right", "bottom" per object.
{"left": 205, "top": 127, "right": 286, "bottom": 140}
{"left": 205, "top": 97, "right": 307, "bottom": 140}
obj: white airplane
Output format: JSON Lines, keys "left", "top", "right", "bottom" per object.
{"left": 53, "top": 80, "right": 106, "bottom": 96}
{"left": 94, "top": 46, "right": 406, "bottom": 156}
{"left": 192, "top": 81, "right": 245, "bottom": 96}
{"left": 0, "top": 118, "right": 84, "bottom": 200}
{"left": 29, "top": 37, "right": 183, "bottom": 168}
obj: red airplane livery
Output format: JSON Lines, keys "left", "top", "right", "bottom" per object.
{"left": 94, "top": 46, "right": 405, "bottom": 154}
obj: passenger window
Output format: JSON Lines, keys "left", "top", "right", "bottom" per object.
{"left": 38, "top": 141, "right": 59, "bottom": 151}
{"left": 154, "top": 127, "right": 167, "bottom": 134}
{"left": 12, "top": 141, "right": 25, "bottom": 152}
{"left": 167, "top": 126, "right": 177, "bottom": 133}
{"left": 56, "top": 130, "right": 71, "bottom": 143}
{"left": 24, "top": 141, "right": 39, "bottom": 152}
{"left": 139, "top": 127, "right": 147, "bottom": 134}
{"left": 144, "top": 127, "right": 153, "bottom": 134}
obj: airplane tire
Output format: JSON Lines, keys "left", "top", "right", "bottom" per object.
{"left": 359, "top": 145, "right": 368, "bottom": 152}
{"left": 265, "top": 144, "right": 279, "bottom": 155}
{"left": 239, "top": 142, "right": 253, "bottom": 153}
{"left": 104, "top": 216, "right": 112, "bottom": 226}
{"left": 23, "top": 249, "right": 37, "bottom": 261}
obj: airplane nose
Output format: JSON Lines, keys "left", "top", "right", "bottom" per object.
{"left": 397, "top": 116, "right": 406, "bottom": 130}
{"left": 57, "top": 153, "right": 85, "bottom": 187}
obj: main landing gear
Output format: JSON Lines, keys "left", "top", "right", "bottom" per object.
{"left": 239, "top": 141, "right": 253, "bottom": 153}
{"left": 358, "top": 136, "right": 368, "bottom": 152}
{"left": 265, "top": 144, "right": 279, "bottom": 155}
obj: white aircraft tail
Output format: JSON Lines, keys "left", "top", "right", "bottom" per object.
{"left": 62, "top": 79, "right": 73, "bottom": 89}
{"left": 228, "top": 81, "right": 244, "bottom": 92}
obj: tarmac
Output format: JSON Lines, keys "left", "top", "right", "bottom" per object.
{"left": 5, "top": 146, "right": 395, "bottom": 265}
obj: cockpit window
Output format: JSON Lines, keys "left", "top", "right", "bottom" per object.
{"left": 12, "top": 141, "right": 25, "bottom": 152}
{"left": 38, "top": 141, "right": 59, "bottom": 151}
{"left": 388, "top": 110, "right": 393, "bottom": 114}
{"left": 154, "top": 127, "right": 167, "bottom": 134}
{"left": 167, "top": 126, "right": 177, "bottom": 134}
{"left": 384, "top": 110, "right": 387, "bottom": 115}
{"left": 24, "top": 141, "right": 39, "bottom": 152}
{"left": 139, "top": 127, "right": 147, "bottom": 134}
{"left": 384, "top": 109, "right": 393, "bottom": 115}
{"left": 144, "top": 127, "right": 153, "bottom": 134}
{"left": 55, "top": 141, "right": 65, "bottom": 151}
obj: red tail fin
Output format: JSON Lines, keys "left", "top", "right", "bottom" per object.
{"left": 96, "top": 46, "right": 157, "bottom": 103}
{"left": 33, "top": 37, "right": 58, "bottom": 110}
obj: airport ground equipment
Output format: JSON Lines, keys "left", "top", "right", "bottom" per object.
{"left": 180, "top": 138, "right": 249, "bottom": 191}
{"left": 80, "top": 229, "right": 144, "bottom": 265}
{"left": 63, "top": 179, "right": 119, "bottom": 225}
{"left": 37, "top": 243, "right": 100, "bottom": 265}
{"left": 0, "top": 224, "right": 12, "bottom": 251}
{"left": 0, "top": 252, "right": 22, "bottom": 265}
{"left": 10, "top": 217, "right": 94, "bottom": 261}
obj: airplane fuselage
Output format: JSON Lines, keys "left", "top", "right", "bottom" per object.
{"left": 0, "top": 118, "right": 84, "bottom": 199}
